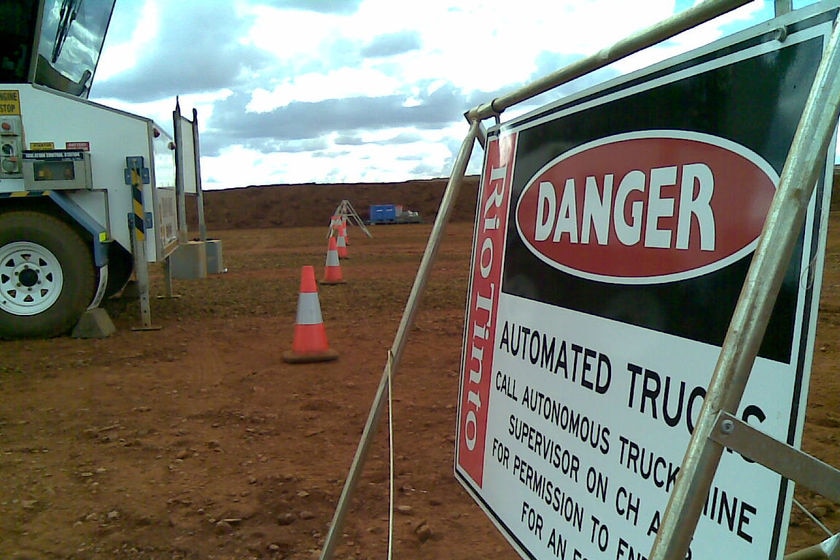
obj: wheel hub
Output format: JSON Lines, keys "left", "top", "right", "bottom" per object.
{"left": 18, "top": 266, "right": 39, "bottom": 288}
{"left": 0, "top": 241, "right": 63, "bottom": 316}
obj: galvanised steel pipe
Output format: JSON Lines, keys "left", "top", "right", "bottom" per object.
{"left": 784, "top": 534, "right": 840, "bottom": 560}
{"left": 319, "top": 119, "right": 480, "bottom": 560}
{"left": 466, "top": 0, "right": 752, "bottom": 122}
{"left": 648, "top": 10, "right": 840, "bottom": 560}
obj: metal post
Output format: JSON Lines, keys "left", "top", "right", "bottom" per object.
{"left": 192, "top": 108, "right": 207, "bottom": 243}
{"left": 127, "top": 213, "right": 152, "bottom": 327}
{"left": 173, "top": 98, "right": 188, "bottom": 244}
{"left": 162, "top": 256, "right": 174, "bottom": 299}
{"left": 319, "top": 119, "right": 480, "bottom": 560}
{"left": 785, "top": 534, "right": 840, "bottom": 560}
{"left": 127, "top": 166, "right": 160, "bottom": 331}
{"left": 467, "top": 0, "right": 752, "bottom": 121}
{"left": 775, "top": 0, "right": 793, "bottom": 16}
{"left": 649, "top": 13, "right": 840, "bottom": 560}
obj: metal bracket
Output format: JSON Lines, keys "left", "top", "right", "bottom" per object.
{"left": 124, "top": 156, "right": 150, "bottom": 185}
{"left": 124, "top": 166, "right": 150, "bottom": 185}
{"left": 710, "top": 412, "right": 840, "bottom": 503}
{"left": 785, "top": 533, "right": 840, "bottom": 560}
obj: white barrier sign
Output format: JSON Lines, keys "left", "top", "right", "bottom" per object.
{"left": 455, "top": 5, "right": 838, "bottom": 560}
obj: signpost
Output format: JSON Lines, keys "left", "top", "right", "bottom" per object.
{"left": 455, "top": 5, "right": 839, "bottom": 559}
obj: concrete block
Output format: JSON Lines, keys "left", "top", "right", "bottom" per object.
{"left": 206, "top": 239, "right": 225, "bottom": 274}
{"left": 170, "top": 241, "right": 208, "bottom": 279}
{"left": 71, "top": 307, "right": 116, "bottom": 339}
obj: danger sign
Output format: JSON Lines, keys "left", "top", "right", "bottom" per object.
{"left": 516, "top": 131, "right": 778, "bottom": 284}
{"left": 455, "top": 5, "right": 838, "bottom": 560}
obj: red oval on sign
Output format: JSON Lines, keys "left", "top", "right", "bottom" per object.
{"left": 514, "top": 131, "right": 778, "bottom": 284}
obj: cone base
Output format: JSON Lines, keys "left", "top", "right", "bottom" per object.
{"left": 320, "top": 279, "right": 346, "bottom": 285}
{"left": 282, "top": 348, "right": 339, "bottom": 364}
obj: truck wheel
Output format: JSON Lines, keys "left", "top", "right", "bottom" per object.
{"left": 0, "top": 211, "right": 96, "bottom": 338}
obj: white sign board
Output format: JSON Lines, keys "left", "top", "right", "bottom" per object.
{"left": 175, "top": 114, "right": 198, "bottom": 195}
{"left": 455, "top": 4, "right": 838, "bottom": 559}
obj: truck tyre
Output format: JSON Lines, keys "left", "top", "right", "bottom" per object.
{"left": 0, "top": 211, "right": 96, "bottom": 338}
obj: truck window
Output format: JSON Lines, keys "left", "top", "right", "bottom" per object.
{"left": 0, "top": 0, "right": 39, "bottom": 83}
{"left": 33, "top": 0, "right": 115, "bottom": 97}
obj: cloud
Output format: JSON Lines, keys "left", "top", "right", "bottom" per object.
{"left": 93, "top": 2, "right": 272, "bottom": 102}
{"left": 333, "top": 134, "right": 364, "bottom": 146}
{"left": 361, "top": 31, "right": 422, "bottom": 58}
{"left": 207, "top": 81, "right": 472, "bottom": 153}
{"left": 376, "top": 131, "right": 426, "bottom": 145}
{"left": 246, "top": 67, "right": 403, "bottom": 111}
{"left": 257, "top": 0, "right": 364, "bottom": 15}
{"left": 335, "top": 130, "right": 427, "bottom": 147}
{"left": 88, "top": 0, "right": 830, "bottom": 191}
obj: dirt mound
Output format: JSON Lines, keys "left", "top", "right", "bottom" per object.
{"left": 191, "top": 176, "right": 481, "bottom": 230}
{"left": 193, "top": 170, "right": 839, "bottom": 232}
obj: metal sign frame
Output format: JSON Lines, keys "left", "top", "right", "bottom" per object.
{"left": 457, "top": 4, "right": 840, "bottom": 558}
{"left": 173, "top": 99, "right": 206, "bottom": 243}
{"left": 650, "top": 5, "right": 840, "bottom": 558}
{"left": 318, "top": 1, "right": 840, "bottom": 558}
{"left": 328, "top": 199, "right": 373, "bottom": 239}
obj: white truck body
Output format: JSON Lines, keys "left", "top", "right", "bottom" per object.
{"left": 0, "top": 0, "right": 206, "bottom": 338}
{"left": 1, "top": 84, "right": 181, "bottom": 263}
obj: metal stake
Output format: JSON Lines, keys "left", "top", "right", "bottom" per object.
{"left": 173, "top": 99, "right": 188, "bottom": 244}
{"left": 192, "top": 108, "right": 207, "bottom": 243}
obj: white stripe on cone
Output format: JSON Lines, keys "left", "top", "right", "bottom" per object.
{"left": 296, "top": 292, "right": 323, "bottom": 325}
{"left": 325, "top": 246, "right": 340, "bottom": 267}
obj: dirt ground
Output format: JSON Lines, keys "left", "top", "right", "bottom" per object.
{"left": 1, "top": 182, "right": 839, "bottom": 559}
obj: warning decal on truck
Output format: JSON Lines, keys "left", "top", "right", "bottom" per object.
{"left": 0, "top": 90, "right": 21, "bottom": 115}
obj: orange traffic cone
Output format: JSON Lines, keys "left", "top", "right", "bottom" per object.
{"left": 340, "top": 219, "right": 349, "bottom": 245}
{"left": 283, "top": 265, "right": 339, "bottom": 363}
{"left": 321, "top": 236, "right": 346, "bottom": 285}
{"left": 336, "top": 228, "right": 349, "bottom": 259}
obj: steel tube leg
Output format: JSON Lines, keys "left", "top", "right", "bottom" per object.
{"left": 649, "top": 14, "right": 840, "bottom": 560}
{"left": 319, "top": 120, "right": 480, "bottom": 560}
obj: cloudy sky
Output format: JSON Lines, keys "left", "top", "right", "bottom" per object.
{"left": 87, "top": 1, "right": 827, "bottom": 190}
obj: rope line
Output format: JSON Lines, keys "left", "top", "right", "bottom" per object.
{"left": 387, "top": 351, "right": 395, "bottom": 559}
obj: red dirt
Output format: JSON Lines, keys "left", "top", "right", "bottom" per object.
{"left": 190, "top": 177, "right": 482, "bottom": 230}
{"left": 1, "top": 178, "right": 839, "bottom": 560}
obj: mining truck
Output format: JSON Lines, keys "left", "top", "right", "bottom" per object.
{"left": 0, "top": 0, "right": 214, "bottom": 338}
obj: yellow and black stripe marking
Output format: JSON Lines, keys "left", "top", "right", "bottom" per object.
{"left": 0, "top": 190, "right": 51, "bottom": 199}
{"left": 130, "top": 168, "right": 145, "bottom": 242}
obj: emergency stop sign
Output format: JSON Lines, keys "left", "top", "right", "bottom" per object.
{"left": 455, "top": 5, "right": 838, "bottom": 560}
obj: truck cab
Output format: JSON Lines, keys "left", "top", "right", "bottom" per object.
{"left": 0, "top": 0, "right": 201, "bottom": 338}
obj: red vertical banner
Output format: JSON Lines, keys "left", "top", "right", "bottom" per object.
{"left": 456, "top": 132, "right": 516, "bottom": 486}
